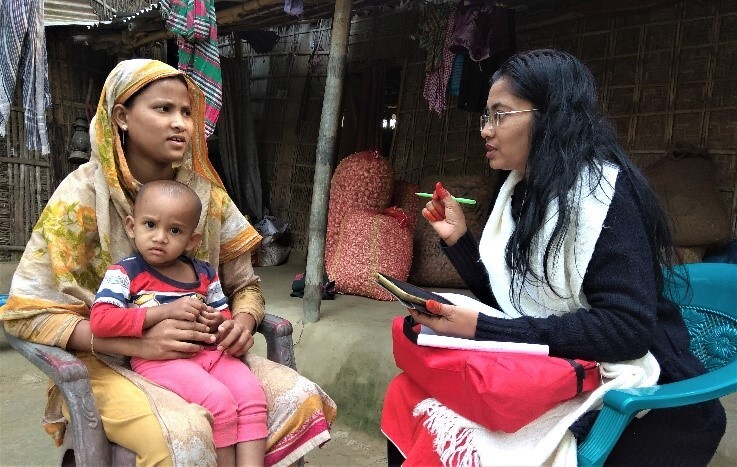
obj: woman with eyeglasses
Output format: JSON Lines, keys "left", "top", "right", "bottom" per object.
{"left": 381, "top": 49, "right": 726, "bottom": 466}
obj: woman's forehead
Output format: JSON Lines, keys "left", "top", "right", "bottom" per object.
{"left": 115, "top": 71, "right": 188, "bottom": 105}
{"left": 139, "top": 78, "right": 189, "bottom": 98}
{"left": 487, "top": 78, "right": 524, "bottom": 109}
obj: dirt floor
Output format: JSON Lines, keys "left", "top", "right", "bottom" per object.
{"left": 0, "top": 346, "right": 387, "bottom": 467}
{"left": 0, "top": 259, "right": 395, "bottom": 467}
{"left": 1, "top": 260, "right": 735, "bottom": 466}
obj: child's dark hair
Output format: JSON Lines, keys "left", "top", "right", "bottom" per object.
{"left": 135, "top": 180, "right": 202, "bottom": 225}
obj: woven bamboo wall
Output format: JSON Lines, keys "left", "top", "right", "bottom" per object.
{"left": 247, "top": 2, "right": 735, "bottom": 259}
{"left": 0, "top": 103, "right": 52, "bottom": 261}
{"left": 516, "top": 0, "right": 737, "bottom": 236}
{"left": 3, "top": 2, "right": 734, "bottom": 262}
{"left": 0, "top": 28, "right": 112, "bottom": 261}
{"left": 246, "top": 11, "right": 415, "bottom": 257}
{"left": 391, "top": 0, "right": 736, "bottom": 238}
{"left": 240, "top": 21, "right": 326, "bottom": 258}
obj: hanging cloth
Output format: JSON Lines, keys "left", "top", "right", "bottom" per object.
{"left": 448, "top": 54, "right": 464, "bottom": 97}
{"left": 0, "top": 0, "right": 51, "bottom": 154}
{"left": 418, "top": 2, "right": 457, "bottom": 114}
{"left": 160, "top": 0, "right": 222, "bottom": 137}
{"left": 454, "top": 6, "right": 516, "bottom": 113}
{"left": 449, "top": 2, "right": 514, "bottom": 63}
{"left": 417, "top": 2, "right": 455, "bottom": 74}
{"left": 284, "top": 0, "right": 304, "bottom": 15}
{"left": 218, "top": 57, "right": 264, "bottom": 220}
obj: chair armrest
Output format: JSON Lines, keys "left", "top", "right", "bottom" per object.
{"left": 3, "top": 326, "right": 89, "bottom": 385}
{"left": 257, "top": 313, "right": 297, "bottom": 370}
{"left": 2, "top": 326, "right": 112, "bottom": 465}
{"left": 578, "top": 359, "right": 737, "bottom": 467}
{"left": 602, "top": 359, "right": 737, "bottom": 412}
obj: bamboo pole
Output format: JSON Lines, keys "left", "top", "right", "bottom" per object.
{"left": 217, "top": 0, "right": 282, "bottom": 25}
{"left": 302, "top": 0, "right": 352, "bottom": 323}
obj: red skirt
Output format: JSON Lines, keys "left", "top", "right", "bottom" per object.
{"left": 381, "top": 373, "right": 454, "bottom": 467}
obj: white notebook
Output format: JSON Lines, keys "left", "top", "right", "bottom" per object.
{"left": 416, "top": 292, "right": 550, "bottom": 355}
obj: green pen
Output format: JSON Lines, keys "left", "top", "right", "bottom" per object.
{"left": 415, "top": 192, "right": 477, "bottom": 205}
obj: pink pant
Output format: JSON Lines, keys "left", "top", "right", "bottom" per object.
{"left": 132, "top": 349, "right": 268, "bottom": 448}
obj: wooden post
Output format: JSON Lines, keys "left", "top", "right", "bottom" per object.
{"left": 303, "top": 0, "right": 352, "bottom": 323}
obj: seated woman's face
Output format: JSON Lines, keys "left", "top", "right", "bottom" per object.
{"left": 119, "top": 77, "right": 194, "bottom": 171}
{"left": 481, "top": 77, "right": 535, "bottom": 173}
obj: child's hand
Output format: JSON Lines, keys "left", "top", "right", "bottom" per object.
{"left": 170, "top": 296, "right": 206, "bottom": 319}
{"left": 197, "top": 306, "right": 227, "bottom": 333}
{"left": 143, "top": 296, "right": 203, "bottom": 330}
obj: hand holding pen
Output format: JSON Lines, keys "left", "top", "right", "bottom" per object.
{"left": 415, "top": 192, "right": 476, "bottom": 205}
{"left": 420, "top": 182, "right": 469, "bottom": 246}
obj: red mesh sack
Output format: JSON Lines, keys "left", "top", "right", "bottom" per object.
{"left": 325, "top": 151, "right": 394, "bottom": 266}
{"left": 327, "top": 209, "right": 413, "bottom": 301}
{"left": 390, "top": 179, "right": 422, "bottom": 232}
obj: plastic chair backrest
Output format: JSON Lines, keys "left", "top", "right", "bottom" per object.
{"left": 664, "top": 263, "right": 737, "bottom": 372}
{"left": 576, "top": 262, "right": 737, "bottom": 467}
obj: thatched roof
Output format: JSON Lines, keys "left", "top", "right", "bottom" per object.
{"left": 78, "top": 0, "right": 405, "bottom": 53}
{"left": 73, "top": 0, "right": 676, "bottom": 54}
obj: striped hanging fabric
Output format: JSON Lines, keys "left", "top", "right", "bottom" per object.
{"left": 0, "top": 0, "right": 51, "bottom": 154}
{"left": 160, "top": 0, "right": 222, "bottom": 137}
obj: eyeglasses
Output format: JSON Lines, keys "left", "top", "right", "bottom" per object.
{"left": 480, "top": 109, "right": 538, "bottom": 132}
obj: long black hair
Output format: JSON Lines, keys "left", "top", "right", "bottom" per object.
{"left": 490, "top": 49, "right": 677, "bottom": 303}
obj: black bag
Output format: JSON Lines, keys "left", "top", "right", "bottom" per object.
{"left": 290, "top": 272, "right": 336, "bottom": 300}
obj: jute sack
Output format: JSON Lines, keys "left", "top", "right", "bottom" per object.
{"left": 643, "top": 149, "right": 732, "bottom": 247}
{"left": 409, "top": 174, "right": 495, "bottom": 287}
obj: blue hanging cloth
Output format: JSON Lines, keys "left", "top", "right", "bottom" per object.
{"left": 448, "top": 54, "right": 465, "bottom": 97}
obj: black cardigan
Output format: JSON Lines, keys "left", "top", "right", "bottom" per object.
{"left": 441, "top": 174, "right": 726, "bottom": 465}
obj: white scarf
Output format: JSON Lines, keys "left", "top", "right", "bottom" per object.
{"left": 419, "top": 163, "right": 660, "bottom": 466}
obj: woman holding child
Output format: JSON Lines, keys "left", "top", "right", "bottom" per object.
{"left": 0, "top": 59, "right": 335, "bottom": 466}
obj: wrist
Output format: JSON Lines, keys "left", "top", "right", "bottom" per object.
{"left": 143, "top": 305, "right": 168, "bottom": 328}
{"left": 445, "top": 227, "right": 467, "bottom": 246}
{"left": 233, "top": 312, "right": 257, "bottom": 333}
{"left": 93, "top": 334, "right": 139, "bottom": 357}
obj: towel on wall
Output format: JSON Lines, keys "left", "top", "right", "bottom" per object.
{"left": 0, "top": 0, "right": 51, "bottom": 154}
{"left": 161, "top": 0, "right": 222, "bottom": 137}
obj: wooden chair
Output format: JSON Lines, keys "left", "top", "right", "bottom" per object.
{"left": 577, "top": 262, "right": 737, "bottom": 466}
{"left": 2, "top": 313, "right": 297, "bottom": 466}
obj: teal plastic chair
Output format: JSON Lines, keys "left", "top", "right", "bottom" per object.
{"left": 577, "top": 262, "right": 737, "bottom": 466}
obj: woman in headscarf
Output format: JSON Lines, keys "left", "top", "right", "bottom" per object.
{"left": 0, "top": 59, "right": 336, "bottom": 466}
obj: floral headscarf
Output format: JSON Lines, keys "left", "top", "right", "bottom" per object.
{"left": 0, "top": 59, "right": 261, "bottom": 344}
{"left": 94, "top": 59, "right": 224, "bottom": 209}
{"left": 0, "top": 61, "right": 340, "bottom": 467}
